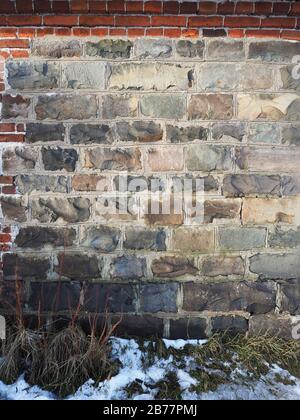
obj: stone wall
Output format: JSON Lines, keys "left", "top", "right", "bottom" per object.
{"left": 1, "top": 9, "right": 300, "bottom": 338}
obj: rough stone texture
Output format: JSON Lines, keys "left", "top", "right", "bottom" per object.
{"left": 282, "top": 176, "right": 300, "bottom": 196}
{"left": 204, "top": 199, "right": 241, "bottom": 223}
{"left": 183, "top": 281, "right": 276, "bottom": 314}
{"left": 249, "top": 315, "right": 293, "bottom": 340}
{"left": 86, "top": 40, "right": 132, "bottom": 59}
{"left": 248, "top": 41, "right": 300, "bottom": 63}
{"left": 223, "top": 174, "right": 281, "bottom": 197}
{"left": 110, "top": 63, "right": 193, "bottom": 91}
{"left": 42, "top": 147, "right": 78, "bottom": 172}
{"left": 188, "top": 94, "right": 233, "bottom": 120}
{"left": 167, "top": 124, "right": 208, "bottom": 143}
{"left": 186, "top": 145, "right": 233, "bottom": 172}
{"left": 110, "top": 255, "right": 147, "bottom": 280}
{"left": 114, "top": 315, "right": 164, "bottom": 338}
{"left": 29, "top": 282, "right": 81, "bottom": 312}
{"left": 70, "top": 124, "right": 113, "bottom": 145}
{"left": 80, "top": 225, "right": 121, "bottom": 252}
{"left": 148, "top": 147, "right": 184, "bottom": 172}
{"left": 281, "top": 281, "right": 300, "bottom": 315}
{"left": 15, "top": 175, "right": 68, "bottom": 194}
{"left": 84, "top": 147, "right": 142, "bottom": 171}
{"left": 281, "top": 124, "right": 300, "bottom": 147}
{"left": 102, "top": 94, "right": 138, "bottom": 118}
{"left": 3, "top": 254, "right": 50, "bottom": 281}
{"left": 124, "top": 228, "right": 166, "bottom": 251}
{"left": 169, "top": 318, "right": 207, "bottom": 340}
{"left": 207, "top": 39, "right": 245, "bottom": 61}
{"left": 3, "top": 147, "right": 38, "bottom": 173}
{"left": 172, "top": 227, "right": 214, "bottom": 252}
{"left": 62, "top": 62, "right": 108, "bottom": 89}
{"left": 7, "top": 61, "right": 60, "bottom": 90}
{"left": 116, "top": 121, "right": 163, "bottom": 143}
{"left": 85, "top": 284, "right": 137, "bottom": 313}
{"left": 1, "top": 196, "right": 27, "bottom": 222}
{"left": 211, "top": 316, "right": 248, "bottom": 335}
{"left": 248, "top": 123, "right": 280, "bottom": 144}
{"left": 152, "top": 256, "right": 198, "bottom": 278}
{"left": 243, "top": 198, "right": 300, "bottom": 225}
{"left": 212, "top": 123, "right": 246, "bottom": 142}
{"left": 31, "top": 39, "right": 81, "bottom": 58}
{"left": 176, "top": 40, "right": 204, "bottom": 58}
{"left": 16, "top": 227, "right": 76, "bottom": 249}
{"left": 140, "top": 94, "right": 186, "bottom": 119}
{"left": 219, "top": 227, "right": 267, "bottom": 251}
{"left": 35, "top": 94, "right": 98, "bottom": 120}
{"left": 31, "top": 197, "right": 90, "bottom": 223}
{"left": 72, "top": 174, "right": 110, "bottom": 192}
{"left": 135, "top": 39, "right": 173, "bottom": 59}
{"left": 202, "top": 256, "right": 245, "bottom": 277}
{"left": 269, "top": 227, "right": 300, "bottom": 248}
{"left": 140, "top": 283, "right": 178, "bottom": 313}
{"left": 54, "top": 253, "right": 102, "bottom": 280}
{"left": 1, "top": 94, "right": 31, "bottom": 119}
{"left": 250, "top": 254, "right": 300, "bottom": 280}
{"left": 25, "top": 123, "right": 65, "bottom": 143}
{"left": 280, "top": 65, "right": 300, "bottom": 91}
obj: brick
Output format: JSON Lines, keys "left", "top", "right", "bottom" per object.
{"left": 243, "top": 198, "right": 300, "bottom": 225}
{"left": 202, "top": 256, "right": 245, "bottom": 277}
{"left": 124, "top": 227, "right": 166, "bottom": 251}
{"left": 7, "top": 15, "right": 42, "bottom": 26}
{"left": 188, "top": 16, "right": 223, "bottom": 28}
{"left": 54, "top": 253, "right": 102, "bottom": 280}
{"left": 152, "top": 256, "right": 198, "bottom": 278}
{"left": 250, "top": 254, "right": 300, "bottom": 280}
{"left": 34, "top": 0, "right": 52, "bottom": 13}
{"left": 15, "top": 174, "right": 68, "bottom": 194}
{"left": 35, "top": 95, "right": 98, "bottom": 120}
{"left": 102, "top": 94, "right": 138, "bottom": 119}
{"left": 1, "top": 95, "right": 31, "bottom": 119}
{"left": 2, "top": 186, "right": 16, "bottom": 194}
{"left": 107, "top": 0, "right": 125, "bottom": 13}
{"left": 15, "top": 227, "right": 76, "bottom": 249}
{"left": 42, "top": 147, "right": 78, "bottom": 172}
{"left": 85, "top": 283, "right": 136, "bottom": 313}
{"left": 0, "top": 134, "right": 24, "bottom": 143}
{"left": 223, "top": 174, "right": 281, "bottom": 198}
{"left": 43, "top": 15, "right": 78, "bottom": 27}
{"left": 152, "top": 16, "right": 186, "bottom": 27}
{"left": 218, "top": 227, "right": 267, "bottom": 251}
{"left": 261, "top": 18, "right": 296, "bottom": 29}
{"left": 0, "top": 39, "right": 29, "bottom": 49}
{"left": 62, "top": 62, "right": 108, "bottom": 89}
{"left": 172, "top": 227, "right": 214, "bottom": 252}
{"left": 31, "top": 39, "right": 81, "bottom": 58}
{"left": 31, "top": 197, "right": 91, "bottom": 223}
{"left": 25, "top": 123, "right": 65, "bottom": 143}
{"left": 3, "top": 254, "right": 50, "bottom": 281}
{"left": 225, "top": 16, "right": 260, "bottom": 28}
{"left": 148, "top": 147, "right": 184, "bottom": 172}
{"left": 180, "top": 2, "right": 197, "bottom": 14}
{"left": 140, "top": 94, "right": 186, "bottom": 119}
{"left": 0, "top": 176, "right": 13, "bottom": 185}
{"left": 80, "top": 226, "right": 121, "bottom": 252}
{"left": 115, "top": 16, "right": 150, "bottom": 27}
{"left": 186, "top": 145, "right": 233, "bottom": 172}
{"left": 6, "top": 61, "right": 59, "bottom": 90}
{"left": 254, "top": 2, "right": 272, "bottom": 15}
{"left": 0, "top": 0, "right": 15, "bottom": 13}
{"left": 0, "top": 233, "right": 11, "bottom": 243}
{"left": 16, "top": 0, "right": 33, "bottom": 13}
{"left": 79, "top": 15, "right": 114, "bottom": 26}
{"left": 203, "top": 29, "right": 227, "bottom": 37}
{"left": 169, "top": 318, "right": 207, "bottom": 340}
{"left": 110, "top": 255, "right": 147, "bottom": 280}
{"left": 140, "top": 283, "right": 178, "bottom": 313}
{"left": 84, "top": 147, "right": 142, "bottom": 171}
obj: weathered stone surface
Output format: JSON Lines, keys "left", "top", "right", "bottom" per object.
{"left": 140, "top": 283, "right": 178, "bottom": 313}
{"left": 281, "top": 281, "right": 300, "bottom": 315}
{"left": 72, "top": 175, "right": 110, "bottom": 192}
{"left": 95, "top": 196, "right": 138, "bottom": 222}
{"left": 31, "top": 39, "right": 81, "bottom": 58}
{"left": 144, "top": 199, "right": 184, "bottom": 226}
{"left": 110, "top": 63, "right": 193, "bottom": 91}
{"left": 6, "top": 61, "right": 59, "bottom": 91}
{"left": 26, "top": 123, "right": 65, "bottom": 143}
{"left": 84, "top": 147, "right": 142, "bottom": 171}
{"left": 167, "top": 124, "right": 208, "bottom": 143}
{"left": 31, "top": 197, "right": 90, "bottom": 223}
{"left": 250, "top": 253, "right": 300, "bottom": 280}
{"left": 211, "top": 316, "right": 248, "bottom": 335}
{"left": 249, "top": 315, "right": 293, "bottom": 340}
{"left": 176, "top": 40, "right": 204, "bottom": 58}
{"left": 198, "top": 63, "right": 239, "bottom": 91}
{"left": 70, "top": 124, "right": 113, "bottom": 145}
{"left": 237, "top": 94, "right": 300, "bottom": 121}
{"left": 172, "top": 227, "right": 214, "bottom": 252}
{"left": 3, "top": 254, "right": 50, "bottom": 280}
{"left": 241, "top": 64, "right": 274, "bottom": 90}
{"left": 124, "top": 228, "right": 166, "bottom": 251}
{"left": 80, "top": 225, "right": 121, "bottom": 252}
{"left": 16, "top": 227, "right": 76, "bottom": 248}
{"left": 243, "top": 198, "right": 300, "bottom": 225}
{"left": 280, "top": 65, "right": 300, "bottom": 91}
{"left": 248, "top": 41, "right": 300, "bottom": 63}
{"left": 269, "top": 227, "right": 300, "bottom": 248}
{"left": 115, "top": 175, "right": 166, "bottom": 193}
{"left": 140, "top": 94, "right": 186, "bottom": 119}
{"left": 151, "top": 256, "right": 198, "bottom": 278}
{"left": 183, "top": 281, "right": 276, "bottom": 314}
{"left": 86, "top": 39, "right": 132, "bottom": 58}
{"left": 281, "top": 124, "right": 300, "bottom": 147}
{"left": 248, "top": 123, "right": 280, "bottom": 144}
{"left": 236, "top": 147, "right": 300, "bottom": 173}
{"left": 3, "top": 147, "right": 37, "bottom": 172}
{"left": 102, "top": 94, "right": 138, "bottom": 118}
{"left": 116, "top": 121, "right": 163, "bottom": 143}
{"left": 212, "top": 123, "right": 246, "bottom": 142}
{"left": 35, "top": 94, "right": 98, "bottom": 120}
{"left": 54, "top": 253, "right": 102, "bottom": 280}
{"left": 29, "top": 282, "right": 81, "bottom": 312}
{"left": 85, "top": 284, "right": 137, "bottom": 313}
{"left": 202, "top": 256, "right": 245, "bottom": 277}
{"left": 207, "top": 39, "right": 245, "bottom": 61}
{"left": 42, "top": 147, "right": 78, "bottom": 172}
{"left": 171, "top": 175, "right": 219, "bottom": 194}
{"left": 135, "top": 39, "right": 173, "bottom": 59}
{"left": 148, "top": 147, "right": 184, "bottom": 172}
{"left": 110, "top": 255, "right": 147, "bottom": 279}
{"left": 0, "top": 196, "right": 27, "bottom": 222}
{"left": 223, "top": 174, "right": 281, "bottom": 197}
{"left": 218, "top": 227, "right": 267, "bottom": 251}
{"left": 282, "top": 176, "right": 300, "bottom": 196}
{"left": 169, "top": 318, "right": 207, "bottom": 340}
{"left": 188, "top": 94, "right": 233, "bottom": 120}
{"left": 15, "top": 174, "right": 68, "bottom": 194}
{"left": 186, "top": 145, "right": 233, "bottom": 172}
{"left": 204, "top": 199, "right": 241, "bottom": 223}
{"left": 62, "top": 62, "right": 108, "bottom": 89}
{"left": 114, "top": 315, "right": 164, "bottom": 338}
{"left": 2, "top": 94, "right": 31, "bottom": 119}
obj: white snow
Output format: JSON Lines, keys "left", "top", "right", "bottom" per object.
{"left": 0, "top": 337, "right": 300, "bottom": 401}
